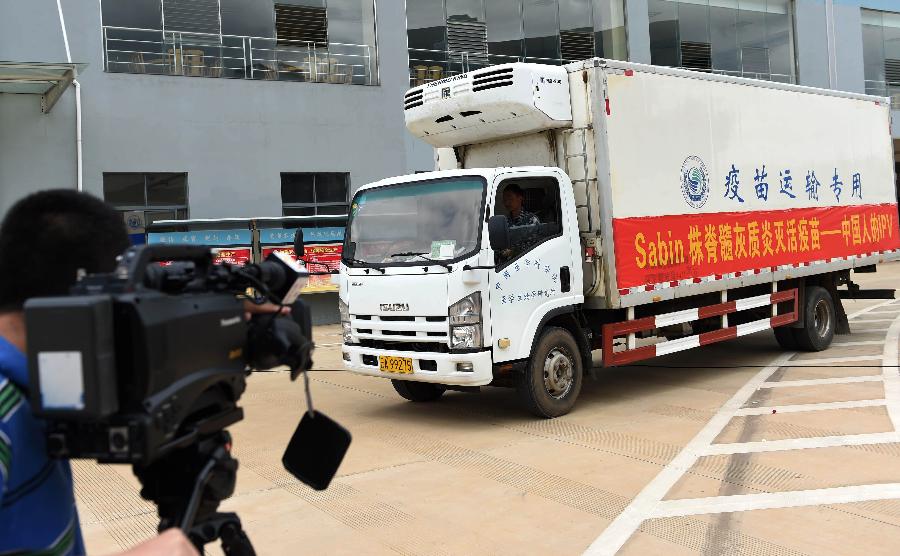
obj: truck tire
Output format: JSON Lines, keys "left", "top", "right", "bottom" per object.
{"left": 792, "top": 286, "right": 835, "bottom": 352}
{"left": 391, "top": 379, "right": 445, "bottom": 402}
{"left": 774, "top": 326, "right": 799, "bottom": 349}
{"left": 517, "top": 327, "right": 583, "bottom": 418}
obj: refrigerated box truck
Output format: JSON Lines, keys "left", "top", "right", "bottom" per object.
{"left": 334, "top": 59, "right": 900, "bottom": 417}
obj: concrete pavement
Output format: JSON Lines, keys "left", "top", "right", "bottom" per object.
{"left": 76, "top": 264, "right": 900, "bottom": 555}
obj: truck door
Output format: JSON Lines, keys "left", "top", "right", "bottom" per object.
{"left": 489, "top": 172, "right": 580, "bottom": 363}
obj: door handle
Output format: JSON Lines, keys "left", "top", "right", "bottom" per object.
{"left": 560, "top": 266, "right": 571, "bottom": 293}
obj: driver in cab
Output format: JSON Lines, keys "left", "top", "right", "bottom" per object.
{"left": 499, "top": 184, "right": 541, "bottom": 263}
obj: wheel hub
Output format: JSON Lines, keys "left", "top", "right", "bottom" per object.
{"left": 814, "top": 299, "right": 831, "bottom": 338}
{"left": 543, "top": 348, "right": 574, "bottom": 399}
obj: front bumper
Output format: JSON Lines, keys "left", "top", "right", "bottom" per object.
{"left": 343, "top": 344, "right": 494, "bottom": 386}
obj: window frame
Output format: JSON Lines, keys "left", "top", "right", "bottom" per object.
{"left": 281, "top": 172, "right": 350, "bottom": 217}
{"left": 102, "top": 172, "right": 190, "bottom": 224}
{"left": 492, "top": 175, "right": 565, "bottom": 271}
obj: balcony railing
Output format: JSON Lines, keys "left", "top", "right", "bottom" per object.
{"left": 103, "top": 26, "right": 376, "bottom": 85}
{"left": 408, "top": 48, "right": 581, "bottom": 87}
{"left": 407, "top": 48, "right": 794, "bottom": 88}
{"left": 865, "top": 80, "right": 900, "bottom": 110}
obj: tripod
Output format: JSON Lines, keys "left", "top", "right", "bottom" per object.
{"left": 134, "top": 431, "right": 256, "bottom": 556}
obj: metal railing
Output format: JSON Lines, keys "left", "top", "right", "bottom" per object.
{"left": 679, "top": 67, "right": 795, "bottom": 84}
{"left": 408, "top": 48, "right": 581, "bottom": 87}
{"left": 865, "top": 80, "right": 900, "bottom": 110}
{"left": 103, "top": 26, "right": 376, "bottom": 86}
{"left": 407, "top": 48, "right": 795, "bottom": 88}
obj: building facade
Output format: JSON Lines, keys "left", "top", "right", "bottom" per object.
{"left": 403, "top": 0, "right": 900, "bottom": 144}
{"left": 0, "top": 0, "right": 434, "bottom": 220}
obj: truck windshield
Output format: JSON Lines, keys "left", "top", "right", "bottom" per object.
{"left": 344, "top": 176, "right": 486, "bottom": 266}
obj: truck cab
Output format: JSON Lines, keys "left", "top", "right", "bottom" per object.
{"left": 339, "top": 166, "right": 586, "bottom": 414}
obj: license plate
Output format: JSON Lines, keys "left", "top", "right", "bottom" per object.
{"left": 379, "top": 356, "right": 414, "bottom": 374}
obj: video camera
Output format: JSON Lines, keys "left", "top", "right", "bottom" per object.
{"left": 22, "top": 238, "right": 350, "bottom": 555}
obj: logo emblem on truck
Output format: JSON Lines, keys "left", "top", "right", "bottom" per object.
{"left": 681, "top": 156, "right": 710, "bottom": 210}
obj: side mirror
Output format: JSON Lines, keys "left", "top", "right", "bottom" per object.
{"left": 293, "top": 228, "right": 305, "bottom": 258}
{"left": 487, "top": 215, "right": 510, "bottom": 252}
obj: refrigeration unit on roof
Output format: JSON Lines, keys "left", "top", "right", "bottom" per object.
{"left": 404, "top": 63, "right": 573, "bottom": 148}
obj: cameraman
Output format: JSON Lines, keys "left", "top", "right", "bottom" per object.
{"left": 0, "top": 191, "right": 197, "bottom": 555}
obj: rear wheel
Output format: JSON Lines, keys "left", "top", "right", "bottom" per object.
{"left": 517, "top": 327, "right": 583, "bottom": 418}
{"left": 391, "top": 379, "right": 445, "bottom": 402}
{"left": 792, "top": 286, "right": 835, "bottom": 351}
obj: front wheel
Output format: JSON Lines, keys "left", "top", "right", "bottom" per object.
{"left": 792, "top": 285, "right": 835, "bottom": 351}
{"left": 391, "top": 379, "right": 445, "bottom": 402}
{"left": 517, "top": 327, "right": 583, "bottom": 418}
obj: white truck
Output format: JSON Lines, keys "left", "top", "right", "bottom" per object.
{"left": 333, "top": 59, "right": 900, "bottom": 417}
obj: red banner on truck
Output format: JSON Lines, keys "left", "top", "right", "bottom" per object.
{"left": 613, "top": 203, "right": 900, "bottom": 290}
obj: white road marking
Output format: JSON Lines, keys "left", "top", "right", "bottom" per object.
{"left": 582, "top": 353, "right": 796, "bottom": 556}
{"left": 758, "top": 375, "right": 883, "bottom": 388}
{"left": 831, "top": 340, "right": 886, "bottom": 347}
{"left": 849, "top": 318, "right": 900, "bottom": 324}
{"left": 783, "top": 355, "right": 883, "bottom": 366}
{"left": 649, "top": 483, "right": 900, "bottom": 518}
{"left": 851, "top": 327, "right": 891, "bottom": 333}
{"left": 847, "top": 299, "right": 898, "bottom": 320}
{"left": 703, "top": 431, "right": 900, "bottom": 456}
{"left": 882, "top": 314, "right": 900, "bottom": 429}
{"left": 733, "top": 398, "right": 887, "bottom": 416}
{"left": 584, "top": 300, "right": 900, "bottom": 555}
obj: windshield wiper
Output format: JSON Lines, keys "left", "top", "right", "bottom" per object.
{"left": 342, "top": 257, "right": 386, "bottom": 274}
{"left": 388, "top": 252, "right": 453, "bottom": 272}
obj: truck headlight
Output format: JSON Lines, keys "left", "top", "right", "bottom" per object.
{"left": 451, "top": 324, "right": 482, "bottom": 350}
{"left": 449, "top": 293, "right": 482, "bottom": 349}
{"left": 339, "top": 299, "right": 352, "bottom": 343}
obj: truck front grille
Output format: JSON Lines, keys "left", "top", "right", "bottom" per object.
{"left": 351, "top": 314, "right": 449, "bottom": 347}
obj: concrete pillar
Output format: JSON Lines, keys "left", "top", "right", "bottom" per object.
{"left": 625, "top": 0, "right": 652, "bottom": 64}
{"left": 794, "top": 0, "right": 830, "bottom": 89}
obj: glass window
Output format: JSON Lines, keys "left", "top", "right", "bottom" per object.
{"left": 315, "top": 174, "right": 349, "bottom": 203}
{"left": 103, "top": 173, "right": 189, "bottom": 225}
{"left": 447, "top": 0, "right": 485, "bottom": 22}
{"left": 276, "top": 2, "right": 328, "bottom": 46}
{"left": 649, "top": 0, "right": 679, "bottom": 68}
{"left": 220, "top": 0, "right": 275, "bottom": 37}
{"left": 709, "top": 1, "right": 739, "bottom": 75}
{"left": 486, "top": 0, "right": 524, "bottom": 59}
{"left": 766, "top": 1, "right": 793, "bottom": 82}
{"left": 524, "top": 0, "right": 561, "bottom": 62}
{"left": 861, "top": 9, "right": 900, "bottom": 105}
{"left": 103, "top": 173, "right": 146, "bottom": 206}
{"left": 327, "top": 0, "right": 379, "bottom": 85}
{"left": 494, "top": 177, "right": 563, "bottom": 267}
{"left": 649, "top": 0, "right": 795, "bottom": 83}
{"left": 146, "top": 173, "right": 188, "bottom": 206}
{"left": 281, "top": 174, "right": 316, "bottom": 204}
{"left": 101, "top": 0, "right": 161, "bottom": 29}
{"left": 862, "top": 12, "right": 886, "bottom": 87}
{"left": 559, "top": 0, "right": 595, "bottom": 61}
{"left": 281, "top": 172, "right": 349, "bottom": 216}
{"left": 407, "top": 0, "right": 447, "bottom": 51}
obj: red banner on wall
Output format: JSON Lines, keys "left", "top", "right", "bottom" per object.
{"left": 212, "top": 248, "right": 252, "bottom": 266}
{"left": 613, "top": 203, "right": 900, "bottom": 290}
{"left": 262, "top": 243, "right": 342, "bottom": 293}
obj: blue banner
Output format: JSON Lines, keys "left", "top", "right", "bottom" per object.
{"left": 259, "top": 227, "right": 344, "bottom": 245}
{"left": 148, "top": 229, "right": 252, "bottom": 246}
